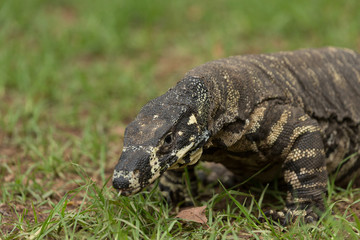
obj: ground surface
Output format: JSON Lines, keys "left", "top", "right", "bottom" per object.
{"left": 1, "top": 0, "right": 360, "bottom": 239}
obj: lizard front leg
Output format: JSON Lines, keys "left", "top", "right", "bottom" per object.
{"left": 159, "top": 167, "right": 197, "bottom": 206}
{"left": 265, "top": 123, "right": 328, "bottom": 224}
{"left": 255, "top": 105, "right": 328, "bottom": 224}
{"left": 281, "top": 117, "right": 328, "bottom": 223}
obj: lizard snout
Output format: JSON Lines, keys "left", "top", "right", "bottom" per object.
{"left": 112, "top": 150, "right": 144, "bottom": 195}
{"left": 112, "top": 174, "right": 130, "bottom": 190}
{"left": 112, "top": 169, "right": 142, "bottom": 196}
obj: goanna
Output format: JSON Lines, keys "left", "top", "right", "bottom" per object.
{"left": 112, "top": 47, "right": 360, "bottom": 224}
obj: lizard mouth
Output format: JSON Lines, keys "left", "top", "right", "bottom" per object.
{"left": 115, "top": 186, "right": 142, "bottom": 197}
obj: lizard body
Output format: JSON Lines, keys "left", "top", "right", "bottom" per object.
{"left": 112, "top": 47, "right": 360, "bottom": 224}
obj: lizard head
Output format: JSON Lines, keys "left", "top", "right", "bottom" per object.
{"left": 112, "top": 77, "right": 210, "bottom": 196}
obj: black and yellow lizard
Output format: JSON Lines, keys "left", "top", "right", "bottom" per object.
{"left": 112, "top": 47, "right": 360, "bottom": 224}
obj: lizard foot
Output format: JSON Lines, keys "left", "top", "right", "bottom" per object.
{"left": 259, "top": 208, "right": 319, "bottom": 226}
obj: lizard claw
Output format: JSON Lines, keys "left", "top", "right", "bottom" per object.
{"left": 259, "top": 209, "right": 290, "bottom": 226}
{"left": 259, "top": 208, "right": 320, "bottom": 226}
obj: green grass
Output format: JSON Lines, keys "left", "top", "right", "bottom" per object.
{"left": 1, "top": 0, "right": 360, "bottom": 238}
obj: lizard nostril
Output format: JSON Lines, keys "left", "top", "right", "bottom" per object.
{"left": 112, "top": 176, "right": 130, "bottom": 190}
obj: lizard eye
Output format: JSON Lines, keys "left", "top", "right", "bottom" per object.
{"left": 159, "top": 132, "right": 174, "bottom": 154}
{"left": 164, "top": 133, "right": 173, "bottom": 145}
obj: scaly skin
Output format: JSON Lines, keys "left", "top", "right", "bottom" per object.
{"left": 112, "top": 47, "right": 360, "bottom": 224}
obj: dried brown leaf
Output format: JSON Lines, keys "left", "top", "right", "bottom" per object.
{"left": 175, "top": 206, "right": 207, "bottom": 224}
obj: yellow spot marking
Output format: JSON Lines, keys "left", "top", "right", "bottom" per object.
{"left": 265, "top": 110, "right": 290, "bottom": 146}
{"left": 286, "top": 148, "right": 325, "bottom": 163}
{"left": 298, "top": 115, "right": 309, "bottom": 122}
{"left": 248, "top": 106, "right": 267, "bottom": 133}
{"left": 188, "top": 114, "right": 197, "bottom": 125}
{"left": 295, "top": 182, "right": 327, "bottom": 190}
{"left": 285, "top": 170, "right": 327, "bottom": 190}
{"left": 149, "top": 146, "right": 161, "bottom": 176}
{"left": 128, "top": 170, "right": 141, "bottom": 189}
{"left": 168, "top": 143, "right": 195, "bottom": 170}
{"left": 284, "top": 170, "right": 301, "bottom": 189}
{"left": 281, "top": 125, "right": 320, "bottom": 158}
{"left": 299, "top": 166, "right": 327, "bottom": 175}
{"left": 188, "top": 147, "right": 203, "bottom": 166}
